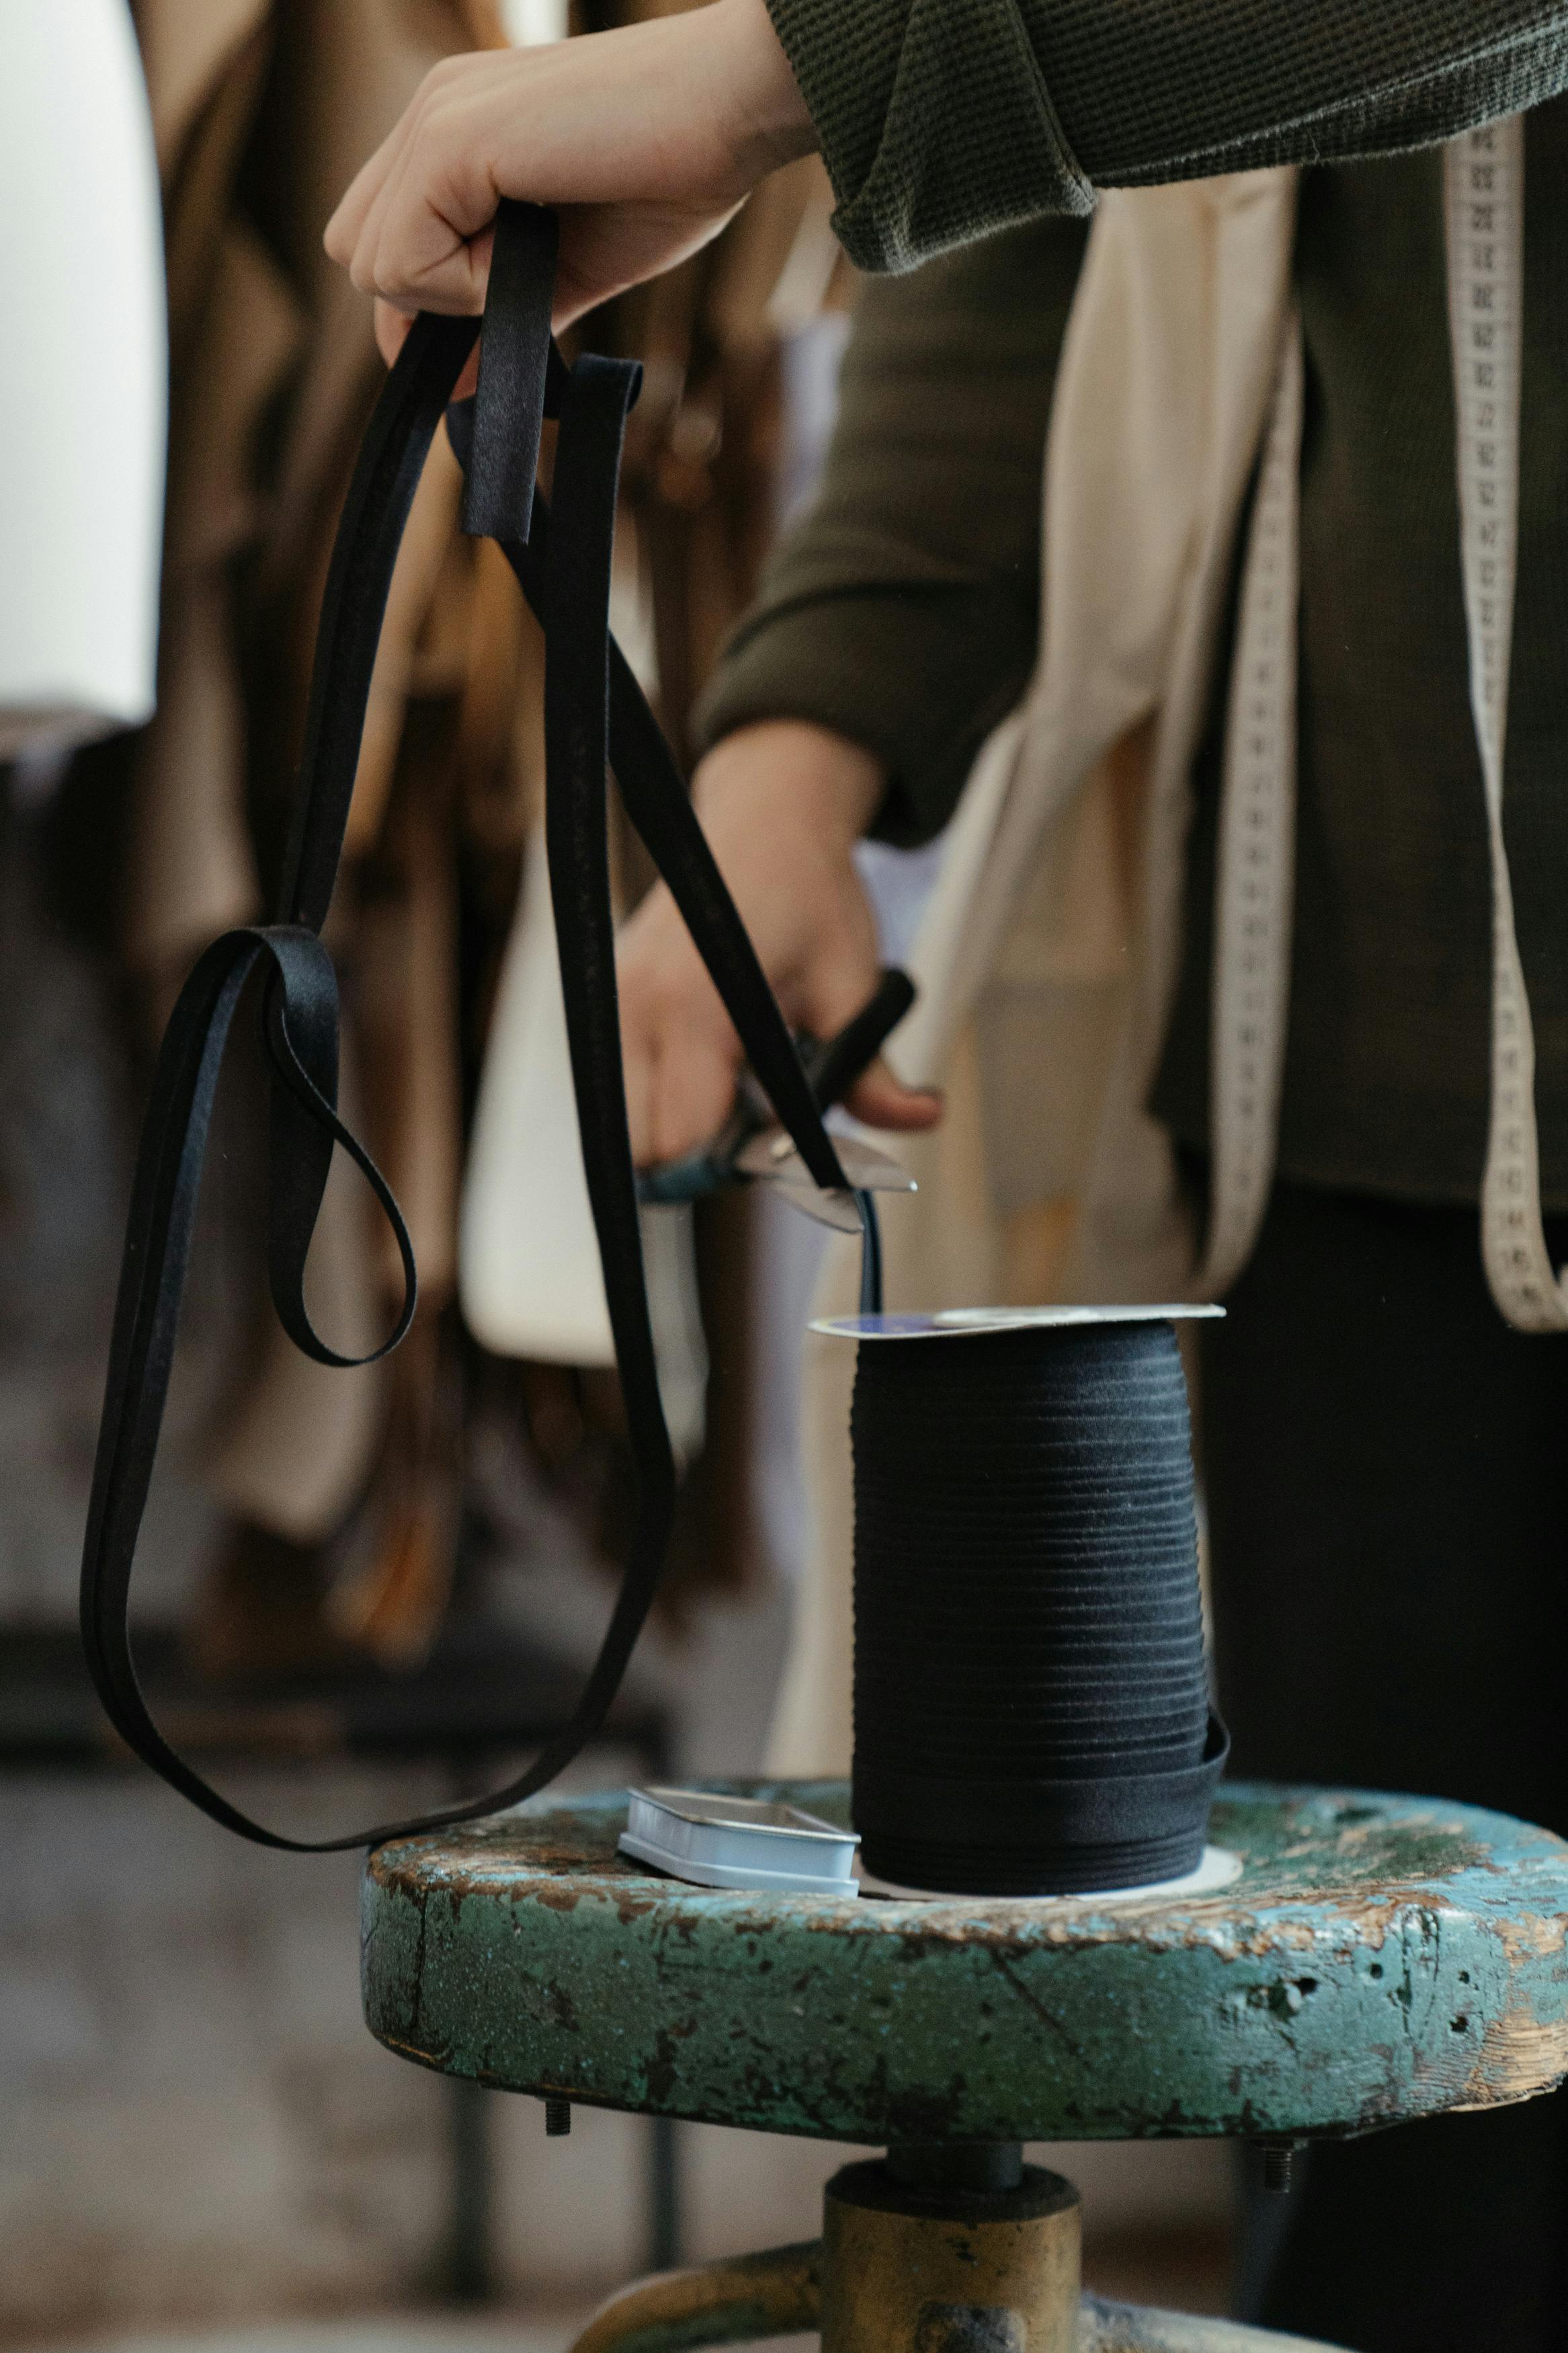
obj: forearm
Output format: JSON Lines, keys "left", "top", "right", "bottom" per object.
{"left": 696, "top": 214, "right": 1084, "bottom": 844}
{"left": 769, "top": 0, "right": 1568, "bottom": 270}
{"left": 331, "top": 0, "right": 1568, "bottom": 348}
{"left": 698, "top": 588, "right": 1033, "bottom": 846}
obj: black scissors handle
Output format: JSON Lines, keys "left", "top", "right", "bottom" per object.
{"left": 637, "top": 966, "right": 917, "bottom": 1207}
{"left": 801, "top": 967, "right": 917, "bottom": 1109}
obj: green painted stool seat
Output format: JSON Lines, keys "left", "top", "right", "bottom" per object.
{"left": 362, "top": 1779, "right": 1568, "bottom": 2145}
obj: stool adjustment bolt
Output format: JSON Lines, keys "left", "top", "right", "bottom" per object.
{"left": 1256, "top": 2137, "right": 1304, "bottom": 2194}
{"left": 544, "top": 2096, "right": 572, "bottom": 2137}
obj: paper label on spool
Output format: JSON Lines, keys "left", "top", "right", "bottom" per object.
{"left": 813, "top": 1304, "right": 1224, "bottom": 1341}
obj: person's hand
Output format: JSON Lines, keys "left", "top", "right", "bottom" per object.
{"left": 325, "top": 0, "right": 815, "bottom": 377}
{"left": 617, "top": 721, "right": 944, "bottom": 1168}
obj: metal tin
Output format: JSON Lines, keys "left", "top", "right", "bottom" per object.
{"left": 619, "top": 1785, "right": 862, "bottom": 1897}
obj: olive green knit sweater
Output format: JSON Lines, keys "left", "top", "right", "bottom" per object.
{"left": 698, "top": 103, "right": 1568, "bottom": 1207}
{"left": 765, "top": 0, "right": 1568, "bottom": 270}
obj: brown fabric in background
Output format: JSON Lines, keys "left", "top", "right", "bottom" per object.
{"left": 46, "top": 1, "right": 853, "bottom": 1668}
{"left": 121, "top": 0, "right": 528, "bottom": 1669}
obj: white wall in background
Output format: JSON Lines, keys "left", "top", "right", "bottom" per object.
{"left": 0, "top": 1774, "right": 448, "bottom": 2340}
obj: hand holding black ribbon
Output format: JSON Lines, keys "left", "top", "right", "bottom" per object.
{"left": 79, "top": 204, "right": 884, "bottom": 1851}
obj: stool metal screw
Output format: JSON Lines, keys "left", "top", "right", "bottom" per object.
{"left": 1257, "top": 2138, "right": 1303, "bottom": 2195}
{"left": 545, "top": 2096, "right": 572, "bottom": 2137}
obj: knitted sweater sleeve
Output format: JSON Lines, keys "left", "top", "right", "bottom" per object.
{"left": 766, "top": 0, "right": 1568, "bottom": 268}
{"left": 693, "top": 214, "right": 1087, "bottom": 846}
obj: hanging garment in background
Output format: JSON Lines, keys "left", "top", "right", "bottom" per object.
{"left": 114, "top": 0, "right": 517, "bottom": 1671}
{"left": 0, "top": 1, "right": 165, "bottom": 757}
{"left": 24, "top": 0, "right": 848, "bottom": 1673}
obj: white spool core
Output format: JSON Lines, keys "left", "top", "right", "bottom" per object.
{"left": 856, "top": 1844, "right": 1244, "bottom": 1905}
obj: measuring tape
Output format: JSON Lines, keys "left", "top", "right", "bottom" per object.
{"left": 1205, "top": 114, "right": 1565, "bottom": 1332}
{"left": 1444, "top": 116, "right": 1568, "bottom": 1330}
{"left": 1200, "top": 312, "right": 1303, "bottom": 1299}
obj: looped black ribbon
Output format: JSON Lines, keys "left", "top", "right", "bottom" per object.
{"left": 80, "top": 202, "right": 866, "bottom": 1851}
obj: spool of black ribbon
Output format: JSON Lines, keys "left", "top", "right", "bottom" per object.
{"left": 844, "top": 1310, "right": 1228, "bottom": 1895}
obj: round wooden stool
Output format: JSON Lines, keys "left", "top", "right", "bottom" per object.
{"left": 362, "top": 1781, "right": 1568, "bottom": 2350}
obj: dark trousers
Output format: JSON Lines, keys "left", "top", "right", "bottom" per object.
{"left": 1198, "top": 1174, "right": 1568, "bottom": 2350}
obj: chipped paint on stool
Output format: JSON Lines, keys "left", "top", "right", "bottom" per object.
{"left": 360, "top": 1781, "right": 1568, "bottom": 2146}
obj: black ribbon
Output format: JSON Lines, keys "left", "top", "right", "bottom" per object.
{"left": 848, "top": 1318, "right": 1229, "bottom": 1895}
{"left": 79, "top": 202, "right": 863, "bottom": 1851}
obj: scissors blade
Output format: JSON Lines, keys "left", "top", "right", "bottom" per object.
{"left": 636, "top": 969, "right": 918, "bottom": 1213}
{"left": 733, "top": 1130, "right": 917, "bottom": 1231}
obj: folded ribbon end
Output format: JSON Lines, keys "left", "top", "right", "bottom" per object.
{"left": 461, "top": 199, "right": 560, "bottom": 544}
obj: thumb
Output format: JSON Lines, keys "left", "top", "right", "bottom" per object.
{"left": 842, "top": 1055, "right": 943, "bottom": 1135}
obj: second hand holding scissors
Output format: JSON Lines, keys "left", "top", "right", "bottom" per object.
{"left": 636, "top": 967, "right": 919, "bottom": 1232}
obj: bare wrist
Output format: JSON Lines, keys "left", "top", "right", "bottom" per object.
{"left": 712, "top": 0, "right": 817, "bottom": 182}
{"left": 694, "top": 721, "right": 885, "bottom": 850}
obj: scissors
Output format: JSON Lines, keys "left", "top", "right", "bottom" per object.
{"left": 636, "top": 967, "right": 919, "bottom": 1233}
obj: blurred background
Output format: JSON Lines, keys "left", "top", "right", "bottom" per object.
{"left": 0, "top": 1, "right": 1231, "bottom": 2344}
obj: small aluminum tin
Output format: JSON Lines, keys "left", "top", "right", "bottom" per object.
{"left": 620, "top": 1786, "right": 862, "bottom": 1897}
